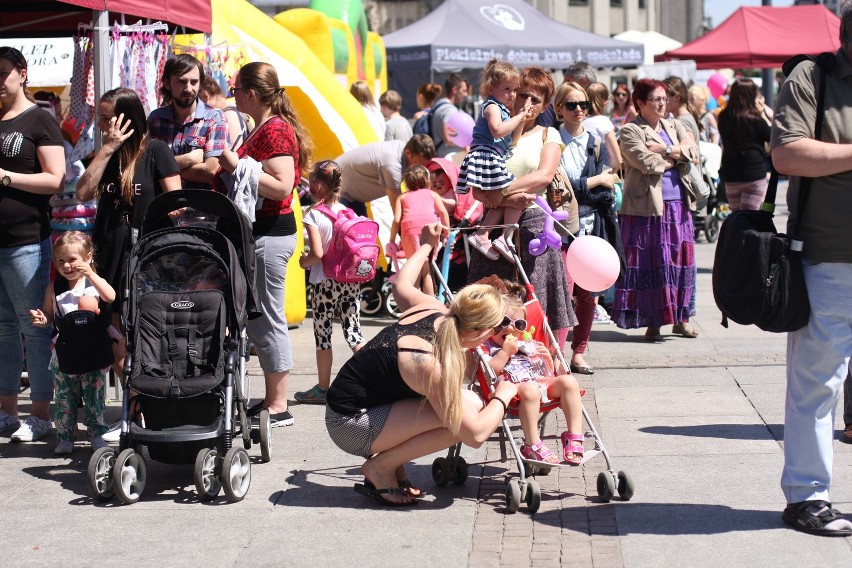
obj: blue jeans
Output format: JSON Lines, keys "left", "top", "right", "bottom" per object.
{"left": 782, "top": 259, "right": 852, "bottom": 503}
{"left": 0, "top": 239, "right": 53, "bottom": 402}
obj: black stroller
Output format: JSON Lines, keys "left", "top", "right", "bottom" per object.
{"left": 87, "top": 190, "right": 270, "bottom": 504}
{"left": 693, "top": 142, "right": 730, "bottom": 243}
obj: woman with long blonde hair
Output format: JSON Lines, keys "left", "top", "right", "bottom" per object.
{"left": 325, "top": 223, "right": 520, "bottom": 506}
{"left": 217, "top": 62, "right": 312, "bottom": 428}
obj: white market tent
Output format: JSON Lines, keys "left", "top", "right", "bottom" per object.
{"left": 613, "top": 30, "right": 682, "bottom": 66}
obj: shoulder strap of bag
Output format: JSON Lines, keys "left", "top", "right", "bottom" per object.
{"left": 768, "top": 52, "right": 834, "bottom": 249}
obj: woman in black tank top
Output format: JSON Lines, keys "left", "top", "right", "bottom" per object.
{"left": 325, "top": 223, "right": 521, "bottom": 506}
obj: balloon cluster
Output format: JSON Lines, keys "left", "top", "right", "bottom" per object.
{"left": 527, "top": 196, "right": 568, "bottom": 256}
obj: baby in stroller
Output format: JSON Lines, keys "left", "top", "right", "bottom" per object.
{"left": 481, "top": 290, "right": 585, "bottom": 465}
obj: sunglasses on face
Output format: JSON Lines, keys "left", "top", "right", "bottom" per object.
{"left": 229, "top": 86, "right": 243, "bottom": 97}
{"left": 614, "top": 92, "right": 628, "bottom": 98}
{"left": 647, "top": 96, "right": 667, "bottom": 104}
{"left": 517, "top": 92, "right": 543, "bottom": 105}
{"left": 495, "top": 315, "right": 528, "bottom": 332}
{"left": 560, "top": 101, "right": 592, "bottom": 111}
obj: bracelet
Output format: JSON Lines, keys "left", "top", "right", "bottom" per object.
{"left": 491, "top": 396, "right": 508, "bottom": 414}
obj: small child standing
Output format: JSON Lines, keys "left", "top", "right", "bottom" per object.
{"left": 296, "top": 160, "right": 367, "bottom": 404}
{"left": 458, "top": 59, "right": 534, "bottom": 260}
{"left": 388, "top": 164, "right": 450, "bottom": 297}
{"left": 29, "top": 232, "right": 118, "bottom": 455}
{"left": 482, "top": 294, "right": 586, "bottom": 465}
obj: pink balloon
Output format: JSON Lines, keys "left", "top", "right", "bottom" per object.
{"left": 564, "top": 236, "right": 620, "bottom": 293}
{"left": 707, "top": 73, "right": 728, "bottom": 100}
{"left": 446, "top": 111, "right": 475, "bottom": 148}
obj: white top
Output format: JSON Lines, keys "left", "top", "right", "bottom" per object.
{"left": 303, "top": 201, "right": 348, "bottom": 284}
{"left": 559, "top": 128, "right": 591, "bottom": 182}
{"left": 55, "top": 277, "right": 99, "bottom": 317}
{"left": 581, "top": 115, "right": 614, "bottom": 145}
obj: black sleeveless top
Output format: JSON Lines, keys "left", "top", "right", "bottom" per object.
{"left": 326, "top": 309, "right": 441, "bottom": 416}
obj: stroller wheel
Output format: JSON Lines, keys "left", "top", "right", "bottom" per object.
{"left": 221, "top": 446, "right": 251, "bottom": 503}
{"left": 383, "top": 281, "right": 401, "bottom": 318}
{"left": 431, "top": 457, "right": 452, "bottom": 487}
{"left": 194, "top": 448, "right": 222, "bottom": 501}
{"left": 596, "top": 471, "right": 616, "bottom": 503}
{"left": 113, "top": 448, "right": 147, "bottom": 505}
{"left": 87, "top": 447, "right": 116, "bottom": 502}
{"left": 525, "top": 479, "right": 541, "bottom": 513}
{"left": 704, "top": 215, "right": 721, "bottom": 243}
{"left": 258, "top": 409, "right": 272, "bottom": 463}
{"left": 452, "top": 456, "right": 468, "bottom": 485}
{"left": 505, "top": 479, "right": 521, "bottom": 514}
{"left": 617, "top": 470, "right": 635, "bottom": 501}
{"left": 359, "top": 286, "right": 383, "bottom": 317}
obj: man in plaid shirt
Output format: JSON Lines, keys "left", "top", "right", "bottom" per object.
{"left": 147, "top": 54, "right": 228, "bottom": 189}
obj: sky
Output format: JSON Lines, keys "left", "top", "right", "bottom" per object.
{"left": 705, "top": 0, "right": 795, "bottom": 28}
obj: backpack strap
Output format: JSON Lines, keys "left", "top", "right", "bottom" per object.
{"left": 313, "top": 203, "right": 338, "bottom": 222}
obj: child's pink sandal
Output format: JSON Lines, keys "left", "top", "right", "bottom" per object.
{"left": 520, "top": 440, "right": 558, "bottom": 465}
{"left": 561, "top": 431, "right": 585, "bottom": 466}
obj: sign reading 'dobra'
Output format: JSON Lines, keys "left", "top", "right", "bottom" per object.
{"left": 480, "top": 4, "right": 525, "bottom": 31}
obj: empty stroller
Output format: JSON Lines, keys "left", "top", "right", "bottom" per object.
{"left": 87, "top": 190, "right": 270, "bottom": 505}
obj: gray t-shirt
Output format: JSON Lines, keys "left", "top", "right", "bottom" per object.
{"left": 384, "top": 115, "right": 413, "bottom": 143}
{"left": 336, "top": 140, "right": 407, "bottom": 203}
{"left": 431, "top": 97, "right": 463, "bottom": 157}
{"left": 771, "top": 50, "right": 852, "bottom": 262}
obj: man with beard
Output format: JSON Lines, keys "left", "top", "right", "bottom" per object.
{"left": 147, "top": 54, "right": 228, "bottom": 189}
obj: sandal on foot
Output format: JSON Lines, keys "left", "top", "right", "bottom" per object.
{"left": 672, "top": 322, "right": 699, "bottom": 338}
{"left": 644, "top": 327, "right": 663, "bottom": 342}
{"left": 560, "top": 432, "right": 585, "bottom": 466}
{"left": 398, "top": 479, "right": 425, "bottom": 498}
{"left": 354, "top": 480, "right": 417, "bottom": 507}
{"left": 840, "top": 424, "right": 852, "bottom": 445}
{"left": 782, "top": 500, "right": 852, "bottom": 536}
{"left": 520, "top": 440, "right": 558, "bottom": 465}
{"left": 468, "top": 234, "right": 499, "bottom": 260}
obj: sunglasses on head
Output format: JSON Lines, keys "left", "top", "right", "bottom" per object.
{"left": 560, "top": 101, "right": 592, "bottom": 111}
{"left": 495, "top": 315, "right": 528, "bottom": 332}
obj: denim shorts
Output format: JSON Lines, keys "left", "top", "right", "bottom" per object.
{"left": 0, "top": 239, "right": 54, "bottom": 401}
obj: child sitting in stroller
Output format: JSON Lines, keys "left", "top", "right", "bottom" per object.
{"left": 481, "top": 293, "right": 586, "bottom": 465}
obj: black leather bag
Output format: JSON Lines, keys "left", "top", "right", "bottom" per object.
{"left": 712, "top": 52, "right": 835, "bottom": 333}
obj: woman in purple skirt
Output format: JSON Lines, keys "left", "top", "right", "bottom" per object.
{"left": 613, "top": 78, "right": 701, "bottom": 342}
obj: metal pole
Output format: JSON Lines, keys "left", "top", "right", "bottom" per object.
{"left": 92, "top": 10, "right": 110, "bottom": 151}
{"left": 761, "top": 0, "right": 775, "bottom": 109}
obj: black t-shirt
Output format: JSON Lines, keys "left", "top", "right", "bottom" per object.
{"left": 0, "top": 106, "right": 64, "bottom": 247}
{"left": 93, "top": 139, "right": 179, "bottom": 300}
{"left": 720, "top": 118, "right": 771, "bottom": 183}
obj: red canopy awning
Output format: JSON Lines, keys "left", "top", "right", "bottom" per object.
{"left": 0, "top": 0, "right": 211, "bottom": 36}
{"left": 657, "top": 5, "right": 840, "bottom": 69}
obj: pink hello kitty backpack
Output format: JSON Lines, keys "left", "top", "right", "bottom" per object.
{"left": 314, "top": 204, "right": 380, "bottom": 283}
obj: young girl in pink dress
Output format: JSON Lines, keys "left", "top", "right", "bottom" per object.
{"left": 388, "top": 165, "right": 449, "bottom": 296}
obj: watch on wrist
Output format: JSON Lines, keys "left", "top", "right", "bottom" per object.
{"left": 664, "top": 145, "right": 673, "bottom": 157}
{"left": 0, "top": 171, "right": 10, "bottom": 187}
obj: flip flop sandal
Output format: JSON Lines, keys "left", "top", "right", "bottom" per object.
{"left": 397, "top": 479, "right": 425, "bottom": 498}
{"left": 520, "top": 440, "right": 559, "bottom": 466}
{"left": 782, "top": 500, "right": 852, "bottom": 536}
{"left": 354, "top": 480, "right": 418, "bottom": 507}
{"left": 672, "top": 322, "right": 699, "bottom": 338}
{"left": 560, "top": 431, "right": 585, "bottom": 466}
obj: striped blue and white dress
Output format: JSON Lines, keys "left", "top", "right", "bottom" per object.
{"left": 457, "top": 97, "right": 515, "bottom": 193}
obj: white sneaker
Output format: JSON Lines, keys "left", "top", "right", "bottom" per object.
{"left": 102, "top": 421, "right": 122, "bottom": 442}
{"left": 11, "top": 416, "right": 54, "bottom": 442}
{"left": 593, "top": 304, "right": 612, "bottom": 324}
{"left": 0, "top": 410, "right": 21, "bottom": 433}
{"left": 89, "top": 436, "right": 107, "bottom": 450}
{"left": 54, "top": 440, "right": 75, "bottom": 455}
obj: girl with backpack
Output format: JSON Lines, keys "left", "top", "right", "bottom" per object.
{"left": 29, "top": 232, "right": 120, "bottom": 455}
{"left": 296, "top": 161, "right": 367, "bottom": 405}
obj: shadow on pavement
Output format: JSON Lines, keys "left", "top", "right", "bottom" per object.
{"left": 640, "top": 423, "right": 784, "bottom": 441}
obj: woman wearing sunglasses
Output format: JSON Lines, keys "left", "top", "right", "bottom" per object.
{"left": 0, "top": 47, "right": 67, "bottom": 442}
{"left": 613, "top": 78, "right": 700, "bottom": 342}
{"left": 609, "top": 83, "right": 637, "bottom": 135}
{"left": 554, "top": 82, "right": 623, "bottom": 375}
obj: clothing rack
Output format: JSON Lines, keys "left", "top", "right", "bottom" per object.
{"left": 77, "top": 20, "right": 169, "bottom": 34}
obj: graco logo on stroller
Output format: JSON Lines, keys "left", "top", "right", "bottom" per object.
{"left": 170, "top": 300, "right": 195, "bottom": 310}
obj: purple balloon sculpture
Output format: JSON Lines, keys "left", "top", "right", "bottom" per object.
{"left": 528, "top": 195, "right": 569, "bottom": 256}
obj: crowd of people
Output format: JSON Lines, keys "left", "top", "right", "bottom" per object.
{"left": 2, "top": 10, "right": 852, "bottom": 534}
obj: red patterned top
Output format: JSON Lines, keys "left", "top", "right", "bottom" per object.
{"left": 215, "top": 116, "right": 301, "bottom": 219}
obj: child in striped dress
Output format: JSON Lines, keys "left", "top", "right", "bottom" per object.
{"left": 457, "top": 59, "right": 534, "bottom": 260}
